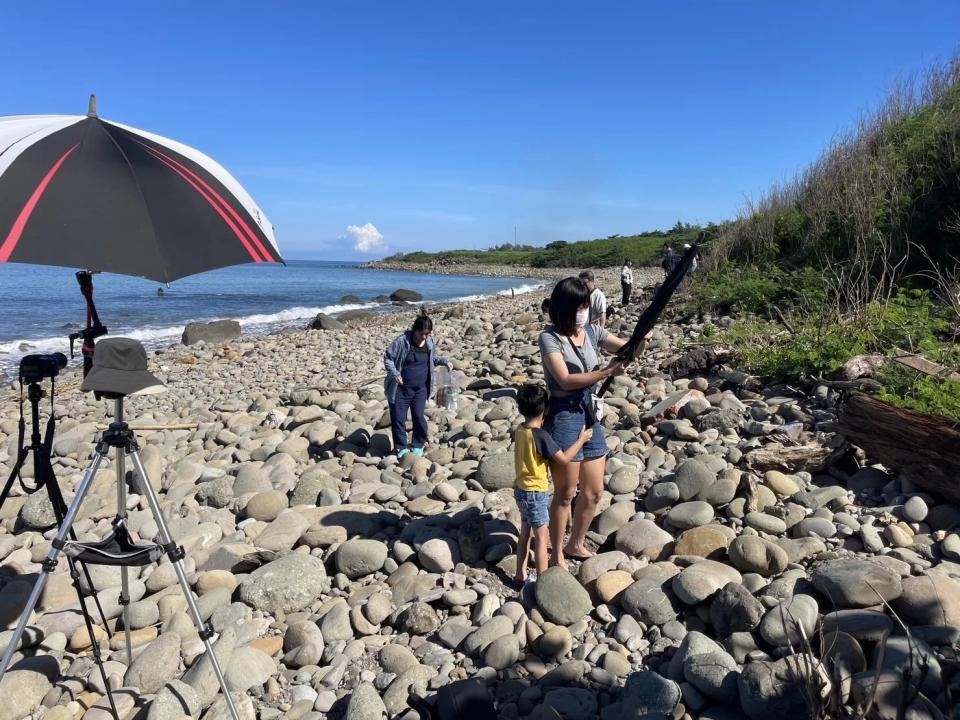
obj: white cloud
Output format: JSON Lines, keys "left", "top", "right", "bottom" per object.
{"left": 345, "top": 222, "right": 385, "bottom": 253}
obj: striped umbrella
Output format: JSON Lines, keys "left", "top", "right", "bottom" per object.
{"left": 0, "top": 96, "right": 282, "bottom": 283}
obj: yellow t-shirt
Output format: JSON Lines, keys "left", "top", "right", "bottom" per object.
{"left": 514, "top": 426, "right": 561, "bottom": 492}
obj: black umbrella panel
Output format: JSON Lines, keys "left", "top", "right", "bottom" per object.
{"left": 596, "top": 243, "right": 699, "bottom": 397}
{"left": 0, "top": 111, "right": 283, "bottom": 283}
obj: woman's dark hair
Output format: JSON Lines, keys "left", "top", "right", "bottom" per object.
{"left": 540, "top": 297, "right": 550, "bottom": 314}
{"left": 517, "top": 383, "right": 548, "bottom": 419}
{"left": 548, "top": 277, "right": 590, "bottom": 335}
{"left": 412, "top": 307, "right": 433, "bottom": 333}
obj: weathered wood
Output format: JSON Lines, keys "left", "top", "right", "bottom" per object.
{"left": 745, "top": 442, "right": 846, "bottom": 473}
{"left": 96, "top": 422, "right": 199, "bottom": 431}
{"left": 892, "top": 348, "right": 960, "bottom": 382}
{"left": 839, "top": 393, "right": 960, "bottom": 503}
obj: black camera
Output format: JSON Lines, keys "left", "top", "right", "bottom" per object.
{"left": 19, "top": 353, "right": 68, "bottom": 383}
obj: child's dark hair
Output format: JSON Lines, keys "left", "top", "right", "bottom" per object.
{"left": 517, "top": 383, "right": 548, "bottom": 419}
{"left": 412, "top": 306, "right": 433, "bottom": 332}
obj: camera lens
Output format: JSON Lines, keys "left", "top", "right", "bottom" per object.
{"left": 51, "top": 352, "right": 67, "bottom": 370}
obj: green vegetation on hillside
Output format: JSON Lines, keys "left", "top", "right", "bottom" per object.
{"left": 689, "top": 55, "right": 960, "bottom": 418}
{"left": 383, "top": 224, "right": 705, "bottom": 268}
{"left": 711, "top": 56, "right": 960, "bottom": 277}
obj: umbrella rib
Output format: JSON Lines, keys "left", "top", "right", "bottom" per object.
{"left": 97, "top": 122, "right": 170, "bottom": 282}
{"left": 0, "top": 126, "right": 52, "bottom": 159}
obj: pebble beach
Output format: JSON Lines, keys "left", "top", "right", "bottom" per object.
{"left": 0, "top": 264, "right": 957, "bottom": 720}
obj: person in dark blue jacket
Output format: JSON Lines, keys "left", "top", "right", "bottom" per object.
{"left": 384, "top": 312, "right": 450, "bottom": 458}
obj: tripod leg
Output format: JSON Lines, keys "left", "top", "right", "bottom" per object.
{"left": 127, "top": 450, "right": 241, "bottom": 720}
{"left": 115, "top": 447, "right": 133, "bottom": 665}
{"left": 0, "top": 446, "right": 29, "bottom": 510}
{"left": 0, "top": 450, "right": 106, "bottom": 677}
{"left": 39, "top": 451, "right": 113, "bottom": 637}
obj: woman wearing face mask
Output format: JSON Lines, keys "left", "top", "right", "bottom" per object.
{"left": 384, "top": 310, "right": 450, "bottom": 458}
{"left": 538, "top": 276, "right": 643, "bottom": 568}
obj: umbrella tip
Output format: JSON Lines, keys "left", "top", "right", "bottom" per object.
{"left": 87, "top": 94, "right": 98, "bottom": 118}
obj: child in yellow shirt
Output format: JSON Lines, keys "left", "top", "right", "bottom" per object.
{"left": 513, "top": 384, "right": 591, "bottom": 586}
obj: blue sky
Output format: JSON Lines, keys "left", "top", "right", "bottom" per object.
{"left": 6, "top": 2, "right": 960, "bottom": 260}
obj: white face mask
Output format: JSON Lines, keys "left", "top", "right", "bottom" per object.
{"left": 575, "top": 309, "right": 589, "bottom": 328}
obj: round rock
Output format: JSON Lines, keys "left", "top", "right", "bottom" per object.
{"left": 615, "top": 519, "right": 673, "bottom": 556}
{"left": 728, "top": 536, "right": 789, "bottom": 577}
{"left": 667, "top": 501, "right": 714, "bottom": 529}
{"left": 675, "top": 460, "right": 717, "bottom": 500}
{"left": 903, "top": 496, "right": 928, "bottom": 523}
{"left": 336, "top": 539, "right": 388, "bottom": 579}
{"left": 535, "top": 566, "right": 592, "bottom": 625}
{"left": 811, "top": 559, "right": 903, "bottom": 609}
{"left": 239, "top": 554, "right": 327, "bottom": 613}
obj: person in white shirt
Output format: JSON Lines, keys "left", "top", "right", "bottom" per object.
{"left": 578, "top": 270, "right": 607, "bottom": 332}
{"left": 620, "top": 260, "right": 633, "bottom": 305}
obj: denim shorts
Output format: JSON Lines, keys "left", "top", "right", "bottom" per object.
{"left": 545, "top": 395, "right": 609, "bottom": 462}
{"left": 514, "top": 488, "right": 550, "bottom": 528}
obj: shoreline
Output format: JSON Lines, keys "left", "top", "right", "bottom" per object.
{"left": 0, "top": 265, "right": 553, "bottom": 388}
{"left": 363, "top": 260, "right": 617, "bottom": 280}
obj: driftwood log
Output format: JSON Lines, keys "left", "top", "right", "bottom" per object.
{"left": 839, "top": 393, "right": 960, "bottom": 503}
{"left": 745, "top": 442, "right": 847, "bottom": 474}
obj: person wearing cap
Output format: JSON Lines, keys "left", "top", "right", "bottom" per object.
{"left": 80, "top": 338, "right": 165, "bottom": 396}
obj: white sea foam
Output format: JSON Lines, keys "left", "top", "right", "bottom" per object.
{"left": 450, "top": 281, "right": 545, "bottom": 304}
{"left": 0, "top": 302, "right": 383, "bottom": 376}
{"left": 0, "top": 287, "right": 533, "bottom": 376}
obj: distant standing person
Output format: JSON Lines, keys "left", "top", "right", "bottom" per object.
{"left": 661, "top": 244, "right": 677, "bottom": 278}
{"left": 539, "top": 277, "right": 646, "bottom": 567}
{"left": 578, "top": 270, "right": 607, "bottom": 333}
{"left": 384, "top": 311, "right": 450, "bottom": 458}
{"left": 512, "top": 384, "right": 591, "bottom": 587}
{"left": 620, "top": 259, "right": 633, "bottom": 305}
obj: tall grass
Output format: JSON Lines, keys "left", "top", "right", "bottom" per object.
{"left": 710, "top": 53, "right": 960, "bottom": 306}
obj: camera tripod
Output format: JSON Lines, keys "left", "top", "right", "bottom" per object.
{"left": 0, "top": 395, "right": 240, "bottom": 720}
{"left": 0, "top": 375, "right": 122, "bottom": 717}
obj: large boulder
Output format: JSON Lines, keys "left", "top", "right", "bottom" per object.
{"left": 181, "top": 319, "right": 240, "bottom": 346}
{"left": 536, "top": 567, "right": 592, "bottom": 625}
{"left": 239, "top": 554, "right": 327, "bottom": 613}
{"left": 476, "top": 452, "right": 514, "bottom": 491}
{"left": 811, "top": 559, "right": 902, "bottom": 608}
{"left": 125, "top": 632, "right": 181, "bottom": 694}
{"left": 309, "top": 313, "right": 345, "bottom": 331}
{"left": 738, "top": 656, "right": 810, "bottom": 719}
{"left": 390, "top": 289, "right": 423, "bottom": 302}
{"left": 0, "top": 658, "right": 57, "bottom": 720}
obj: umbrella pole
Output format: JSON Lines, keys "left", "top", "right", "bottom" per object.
{"left": 68, "top": 271, "right": 108, "bottom": 378}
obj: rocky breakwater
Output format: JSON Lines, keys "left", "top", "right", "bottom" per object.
{"left": 0, "top": 277, "right": 957, "bottom": 720}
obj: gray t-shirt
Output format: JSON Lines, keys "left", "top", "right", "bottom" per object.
{"left": 538, "top": 324, "right": 610, "bottom": 396}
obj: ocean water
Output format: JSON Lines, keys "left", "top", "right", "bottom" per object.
{"left": 0, "top": 260, "right": 542, "bottom": 378}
